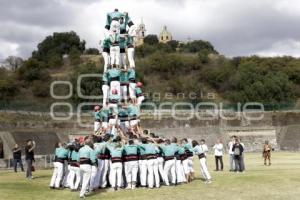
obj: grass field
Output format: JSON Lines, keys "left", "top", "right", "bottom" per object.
{"left": 0, "top": 152, "right": 300, "bottom": 200}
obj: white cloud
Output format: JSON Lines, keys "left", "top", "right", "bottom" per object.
{"left": 0, "top": 40, "right": 19, "bottom": 58}
{"left": 1, "top": 0, "right": 300, "bottom": 58}
{"left": 256, "top": 39, "right": 300, "bottom": 57}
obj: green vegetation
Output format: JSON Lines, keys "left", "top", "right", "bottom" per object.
{"left": 0, "top": 31, "right": 299, "bottom": 111}
{"left": 0, "top": 152, "right": 300, "bottom": 200}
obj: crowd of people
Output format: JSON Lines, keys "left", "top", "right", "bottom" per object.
{"left": 49, "top": 132, "right": 211, "bottom": 198}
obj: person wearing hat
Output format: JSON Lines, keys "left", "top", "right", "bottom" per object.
{"left": 78, "top": 137, "right": 94, "bottom": 198}
{"left": 50, "top": 142, "right": 69, "bottom": 189}
{"left": 135, "top": 82, "right": 145, "bottom": 106}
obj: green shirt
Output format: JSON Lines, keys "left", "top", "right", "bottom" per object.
{"left": 70, "top": 150, "right": 79, "bottom": 161}
{"left": 127, "top": 104, "right": 140, "bottom": 117}
{"left": 128, "top": 68, "right": 136, "bottom": 81}
{"left": 55, "top": 147, "right": 69, "bottom": 159}
{"left": 124, "top": 145, "right": 138, "bottom": 155}
{"left": 107, "top": 143, "right": 124, "bottom": 158}
{"left": 138, "top": 143, "right": 157, "bottom": 155}
{"left": 106, "top": 11, "right": 123, "bottom": 28}
{"left": 78, "top": 145, "right": 94, "bottom": 160}
{"left": 95, "top": 111, "right": 101, "bottom": 121}
{"left": 120, "top": 71, "right": 129, "bottom": 84}
{"left": 107, "top": 68, "right": 121, "bottom": 81}
{"left": 160, "top": 144, "right": 179, "bottom": 157}
{"left": 135, "top": 87, "right": 143, "bottom": 96}
{"left": 100, "top": 107, "right": 110, "bottom": 122}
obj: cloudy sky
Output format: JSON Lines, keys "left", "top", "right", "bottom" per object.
{"left": 1, "top": 0, "right": 300, "bottom": 59}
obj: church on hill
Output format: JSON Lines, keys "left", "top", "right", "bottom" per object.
{"left": 159, "top": 25, "right": 173, "bottom": 43}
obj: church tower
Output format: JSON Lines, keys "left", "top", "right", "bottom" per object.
{"left": 134, "top": 18, "right": 146, "bottom": 46}
{"left": 159, "top": 25, "right": 172, "bottom": 43}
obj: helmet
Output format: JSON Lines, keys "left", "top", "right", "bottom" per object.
{"left": 136, "top": 82, "right": 143, "bottom": 87}
{"left": 94, "top": 105, "right": 101, "bottom": 111}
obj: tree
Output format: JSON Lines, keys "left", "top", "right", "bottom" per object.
{"left": 181, "top": 40, "right": 218, "bottom": 54}
{"left": 69, "top": 47, "right": 81, "bottom": 65}
{"left": 32, "top": 31, "right": 85, "bottom": 67}
{"left": 17, "top": 58, "right": 50, "bottom": 84}
{"left": 5, "top": 56, "right": 23, "bottom": 71}
{"left": 144, "top": 34, "right": 159, "bottom": 45}
{"left": 167, "top": 40, "right": 179, "bottom": 51}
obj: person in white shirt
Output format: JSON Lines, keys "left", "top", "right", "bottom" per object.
{"left": 200, "top": 139, "right": 208, "bottom": 156}
{"left": 213, "top": 139, "right": 224, "bottom": 171}
{"left": 228, "top": 136, "right": 236, "bottom": 172}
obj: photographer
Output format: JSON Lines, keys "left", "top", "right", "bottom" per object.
{"left": 25, "top": 139, "right": 36, "bottom": 180}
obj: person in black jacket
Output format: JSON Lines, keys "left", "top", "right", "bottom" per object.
{"left": 231, "top": 138, "right": 244, "bottom": 172}
{"left": 12, "top": 144, "right": 24, "bottom": 172}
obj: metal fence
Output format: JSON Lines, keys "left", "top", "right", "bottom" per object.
{"left": 0, "top": 155, "right": 55, "bottom": 170}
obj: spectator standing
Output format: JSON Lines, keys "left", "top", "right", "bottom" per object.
{"left": 25, "top": 139, "right": 36, "bottom": 180}
{"left": 12, "top": 144, "right": 24, "bottom": 172}
{"left": 213, "top": 139, "right": 224, "bottom": 171}
{"left": 232, "top": 138, "right": 244, "bottom": 172}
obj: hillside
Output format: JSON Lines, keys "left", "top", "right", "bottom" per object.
{"left": 0, "top": 31, "right": 300, "bottom": 111}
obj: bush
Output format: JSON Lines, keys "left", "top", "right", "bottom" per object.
{"left": 31, "top": 80, "right": 49, "bottom": 97}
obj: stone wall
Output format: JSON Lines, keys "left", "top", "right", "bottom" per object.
{"left": 0, "top": 111, "right": 299, "bottom": 159}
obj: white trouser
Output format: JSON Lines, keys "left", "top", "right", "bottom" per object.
{"left": 94, "top": 121, "right": 101, "bottom": 132}
{"left": 129, "top": 82, "right": 136, "bottom": 99}
{"left": 50, "top": 162, "right": 64, "bottom": 188}
{"left": 102, "top": 85, "right": 109, "bottom": 106}
{"left": 62, "top": 164, "right": 70, "bottom": 187}
{"left": 102, "top": 122, "right": 108, "bottom": 129}
{"left": 89, "top": 165, "right": 98, "bottom": 190}
{"left": 110, "top": 46, "right": 120, "bottom": 66}
{"left": 120, "top": 52, "right": 127, "bottom": 69}
{"left": 127, "top": 47, "right": 135, "bottom": 68}
{"left": 163, "top": 159, "right": 176, "bottom": 185}
{"left": 124, "top": 161, "right": 138, "bottom": 184}
{"left": 137, "top": 96, "right": 145, "bottom": 106}
{"left": 139, "top": 160, "right": 148, "bottom": 186}
{"left": 121, "top": 85, "right": 128, "bottom": 101}
{"left": 110, "top": 81, "right": 121, "bottom": 95}
{"left": 147, "top": 159, "right": 160, "bottom": 188}
{"left": 188, "top": 157, "right": 194, "bottom": 173}
{"left": 157, "top": 157, "right": 165, "bottom": 180}
{"left": 68, "top": 166, "right": 81, "bottom": 190}
{"left": 102, "top": 52, "right": 110, "bottom": 72}
{"left": 79, "top": 164, "right": 92, "bottom": 197}
{"left": 199, "top": 158, "right": 211, "bottom": 181}
{"left": 109, "top": 162, "right": 123, "bottom": 188}
{"left": 182, "top": 159, "right": 190, "bottom": 175}
{"left": 99, "top": 159, "right": 109, "bottom": 188}
{"left": 94, "top": 160, "right": 102, "bottom": 188}
{"left": 175, "top": 159, "right": 186, "bottom": 183}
